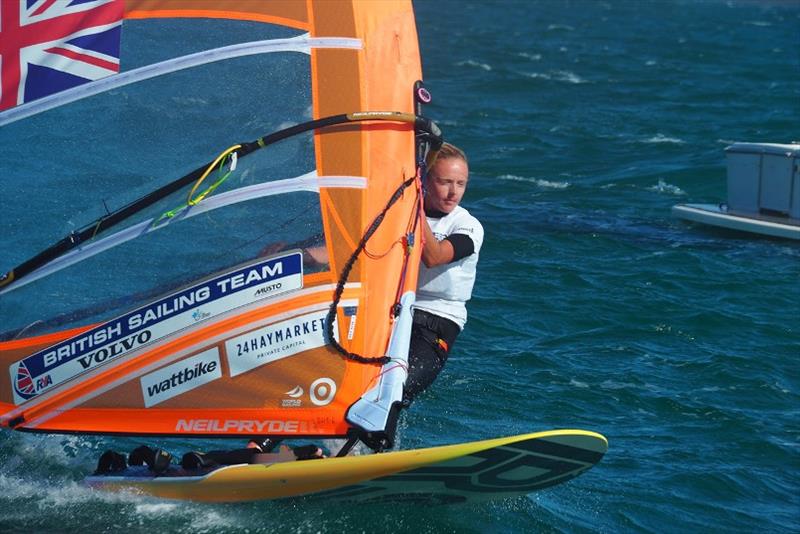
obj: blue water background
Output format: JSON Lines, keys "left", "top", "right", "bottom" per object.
{"left": 1, "top": 0, "right": 798, "bottom": 532}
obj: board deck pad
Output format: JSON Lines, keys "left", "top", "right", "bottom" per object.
{"left": 302, "top": 431, "right": 606, "bottom": 504}
{"left": 86, "top": 430, "right": 607, "bottom": 504}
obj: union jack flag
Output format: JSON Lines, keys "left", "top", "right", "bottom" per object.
{"left": 0, "top": 0, "right": 124, "bottom": 111}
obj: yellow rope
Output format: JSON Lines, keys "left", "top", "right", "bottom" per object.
{"left": 187, "top": 144, "right": 241, "bottom": 206}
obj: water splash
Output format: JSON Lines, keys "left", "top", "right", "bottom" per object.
{"left": 648, "top": 179, "right": 686, "bottom": 195}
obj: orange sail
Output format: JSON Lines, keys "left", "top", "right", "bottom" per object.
{"left": 0, "top": 0, "right": 431, "bottom": 446}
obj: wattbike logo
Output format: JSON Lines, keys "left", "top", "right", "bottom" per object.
{"left": 144, "top": 360, "right": 218, "bottom": 399}
{"left": 140, "top": 348, "right": 222, "bottom": 407}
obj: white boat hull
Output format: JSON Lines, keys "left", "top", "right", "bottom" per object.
{"left": 672, "top": 203, "right": 800, "bottom": 240}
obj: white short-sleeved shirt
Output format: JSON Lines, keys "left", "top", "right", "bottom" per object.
{"left": 414, "top": 205, "right": 483, "bottom": 329}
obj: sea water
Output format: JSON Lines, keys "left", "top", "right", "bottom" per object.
{"left": 1, "top": 1, "right": 798, "bottom": 532}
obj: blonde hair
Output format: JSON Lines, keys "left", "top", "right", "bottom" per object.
{"left": 434, "top": 142, "right": 467, "bottom": 165}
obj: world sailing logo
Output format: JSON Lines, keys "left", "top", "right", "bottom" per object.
{"left": 282, "top": 385, "right": 304, "bottom": 407}
{"left": 286, "top": 385, "right": 304, "bottom": 397}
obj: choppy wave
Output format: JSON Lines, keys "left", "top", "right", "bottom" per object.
{"left": 639, "top": 134, "right": 686, "bottom": 145}
{"left": 520, "top": 70, "right": 588, "bottom": 84}
{"left": 457, "top": 59, "right": 492, "bottom": 71}
{"left": 498, "top": 175, "right": 571, "bottom": 189}
{"left": 547, "top": 24, "right": 575, "bottom": 31}
{"left": 517, "top": 52, "right": 542, "bottom": 61}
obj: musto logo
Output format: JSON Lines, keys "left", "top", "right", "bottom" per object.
{"left": 140, "top": 348, "right": 222, "bottom": 407}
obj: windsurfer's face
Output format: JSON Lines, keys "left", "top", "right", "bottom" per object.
{"left": 425, "top": 157, "right": 469, "bottom": 214}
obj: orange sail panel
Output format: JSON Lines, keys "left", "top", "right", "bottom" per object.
{"left": 0, "top": 1, "right": 423, "bottom": 438}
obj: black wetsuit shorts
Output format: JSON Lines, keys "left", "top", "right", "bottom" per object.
{"left": 403, "top": 309, "right": 460, "bottom": 404}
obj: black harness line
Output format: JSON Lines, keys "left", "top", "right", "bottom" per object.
{"left": 324, "top": 107, "right": 442, "bottom": 365}
{"left": 324, "top": 174, "right": 419, "bottom": 365}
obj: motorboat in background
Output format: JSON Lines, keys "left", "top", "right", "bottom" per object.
{"left": 673, "top": 142, "right": 800, "bottom": 240}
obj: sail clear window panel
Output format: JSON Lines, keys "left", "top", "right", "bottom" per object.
{"left": 0, "top": 190, "right": 324, "bottom": 339}
{"left": 0, "top": 51, "right": 312, "bottom": 274}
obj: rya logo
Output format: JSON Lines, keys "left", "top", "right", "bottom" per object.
{"left": 13, "top": 363, "right": 53, "bottom": 401}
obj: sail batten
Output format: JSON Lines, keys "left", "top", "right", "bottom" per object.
{"left": 1, "top": 173, "right": 369, "bottom": 296}
{"left": 0, "top": 36, "right": 362, "bottom": 128}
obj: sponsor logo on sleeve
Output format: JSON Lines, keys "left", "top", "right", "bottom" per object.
{"left": 140, "top": 348, "right": 222, "bottom": 408}
{"left": 10, "top": 253, "right": 302, "bottom": 405}
{"left": 225, "top": 310, "right": 337, "bottom": 378}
